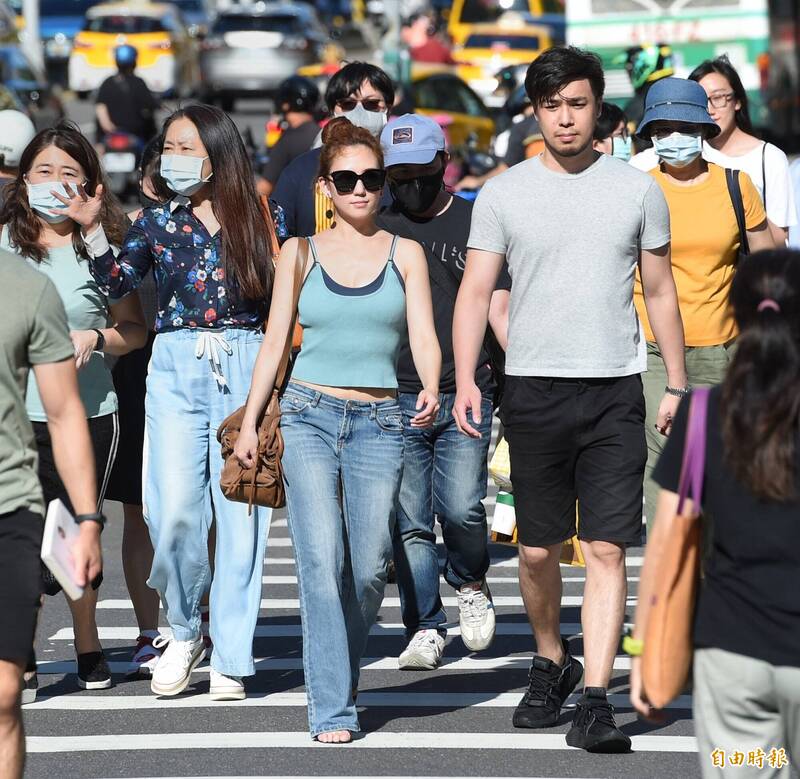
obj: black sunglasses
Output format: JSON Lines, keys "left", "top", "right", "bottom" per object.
{"left": 329, "top": 168, "right": 386, "bottom": 194}
{"left": 336, "top": 97, "right": 385, "bottom": 113}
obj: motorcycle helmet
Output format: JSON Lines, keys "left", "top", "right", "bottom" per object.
{"left": 275, "top": 76, "right": 320, "bottom": 115}
{"left": 0, "top": 110, "right": 36, "bottom": 169}
{"left": 616, "top": 44, "right": 675, "bottom": 91}
{"left": 114, "top": 44, "right": 138, "bottom": 69}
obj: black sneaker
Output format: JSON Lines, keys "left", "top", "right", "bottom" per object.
{"left": 513, "top": 638, "right": 583, "bottom": 729}
{"left": 566, "top": 687, "right": 632, "bottom": 753}
{"left": 77, "top": 651, "right": 112, "bottom": 690}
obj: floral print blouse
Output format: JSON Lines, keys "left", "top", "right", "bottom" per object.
{"left": 86, "top": 198, "right": 286, "bottom": 331}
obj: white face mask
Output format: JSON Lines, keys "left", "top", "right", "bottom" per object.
{"left": 340, "top": 102, "right": 387, "bottom": 138}
{"left": 160, "top": 154, "right": 212, "bottom": 196}
{"left": 26, "top": 181, "right": 75, "bottom": 223}
{"left": 652, "top": 131, "right": 703, "bottom": 168}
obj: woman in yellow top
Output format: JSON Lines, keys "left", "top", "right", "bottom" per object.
{"left": 633, "top": 77, "right": 774, "bottom": 515}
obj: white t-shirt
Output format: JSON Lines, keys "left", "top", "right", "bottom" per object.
{"left": 788, "top": 159, "right": 800, "bottom": 249}
{"left": 630, "top": 141, "right": 797, "bottom": 229}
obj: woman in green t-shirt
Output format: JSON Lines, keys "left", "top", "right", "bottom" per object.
{"left": 0, "top": 122, "right": 147, "bottom": 692}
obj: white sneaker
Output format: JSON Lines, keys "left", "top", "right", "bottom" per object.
{"left": 125, "top": 634, "right": 164, "bottom": 679}
{"left": 457, "top": 580, "right": 495, "bottom": 652}
{"left": 150, "top": 635, "right": 206, "bottom": 696}
{"left": 209, "top": 669, "right": 245, "bottom": 701}
{"left": 398, "top": 629, "right": 445, "bottom": 670}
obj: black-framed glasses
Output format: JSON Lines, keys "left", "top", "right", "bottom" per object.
{"left": 707, "top": 92, "right": 735, "bottom": 109}
{"left": 329, "top": 168, "right": 386, "bottom": 194}
{"left": 336, "top": 97, "right": 385, "bottom": 113}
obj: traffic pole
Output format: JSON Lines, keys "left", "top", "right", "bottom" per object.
{"left": 21, "top": 0, "right": 44, "bottom": 72}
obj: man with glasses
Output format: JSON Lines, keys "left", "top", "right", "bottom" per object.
{"left": 273, "top": 62, "right": 394, "bottom": 238}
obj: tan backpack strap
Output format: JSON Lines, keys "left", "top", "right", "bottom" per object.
{"left": 274, "top": 237, "right": 310, "bottom": 390}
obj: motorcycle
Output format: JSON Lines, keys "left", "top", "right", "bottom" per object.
{"left": 101, "top": 132, "right": 143, "bottom": 200}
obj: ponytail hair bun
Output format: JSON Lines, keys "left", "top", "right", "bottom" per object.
{"left": 318, "top": 116, "right": 384, "bottom": 180}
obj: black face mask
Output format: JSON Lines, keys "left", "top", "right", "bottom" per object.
{"left": 139, "top": 190, "right": 162, "bottom": 210}
{"left": 389, "top": 169, "right": 445, "bottom": 215}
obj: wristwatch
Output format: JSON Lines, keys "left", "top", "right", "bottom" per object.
{"left": 622, "top": 631, "right": 644, "bottom": 657}
{"left": 664, "top": 385, "right": 692, "bottom": 399}
{"left": 92, "top": 328, "right": 105, "bottom": 352}
{"left": 75, "top": 511, "right": 106, "bottom": 531}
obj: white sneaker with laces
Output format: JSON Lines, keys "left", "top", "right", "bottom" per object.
{"left": 126, "top": 634, "right": 164, "bottom": 679}
{"left": 457, "top": 580, "right": 495, "bottom": 652}
{"left": 150, "top": 635, "right": 206, "bottom": 696}
{"left": 398, "top": 629, "right": 445, "bottom": 670}
{"left": 209, "top": 669, "right": 245, "bottom": 701}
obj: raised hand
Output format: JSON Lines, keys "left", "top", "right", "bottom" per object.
{"left": 51, "top": 182, "right": 104, "bottom": 233}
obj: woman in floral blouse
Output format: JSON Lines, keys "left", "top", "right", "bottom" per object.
{"left": 59, "top": 104, "right": 277, "bottom": 701}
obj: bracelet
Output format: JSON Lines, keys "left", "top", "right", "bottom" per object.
{"left": 664, "top": 385, "right": 692, "bottom": 398}
{"left": 622, "top": 633, "right": 644, "bottom": 657}
{"left": 75, "top": 512, "right": 106, "bottom": 531}
{"left": 92, "top": 328, "right": 105, "bottom": 352}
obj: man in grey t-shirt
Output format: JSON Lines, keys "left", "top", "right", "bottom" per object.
{"left": 452, "top": 47, "right": 688, "bottom": 752}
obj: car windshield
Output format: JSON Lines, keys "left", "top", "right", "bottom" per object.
{"left": 460, "top": 0, "right": 529, "bottom": 24}
{"left": 84, "top": 15, "right": 166, "bottom": 33}
{"left": 464, "top": 33, "right": 540, "bottom": 49}
{"left": 38, "top": 0, "right": 103, "bottom": 16}
{"left": 211, "top": 14, "right": 304, "bottom": 35}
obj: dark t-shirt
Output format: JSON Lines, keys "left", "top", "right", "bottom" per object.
{"left": 96, "top": 74, "right": 158, "bottom": 141}
{"left": 503, "top": 114, "right": 540, "bottom": 168}
{"left": 377, "top": 195, "right": 511, "bottom": 395}
{"left": 653, "top": 385, "right": 800, "bottom": 668}
{"left": 262, "top": 120, "right": 320, "bottom": 186}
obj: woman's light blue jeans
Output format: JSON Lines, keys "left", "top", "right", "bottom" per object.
{"left": 143, "top": 328, "right": 271, "bottom": 678}
{"left": 279, "top": 382, "right": 404, "bottom": 737}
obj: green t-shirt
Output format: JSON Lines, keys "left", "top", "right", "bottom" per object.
{"left": 0, "top": 249, "right": 74, "bottom": 517}
{"left": 0, "top": 229, "right": 118, "bottom": 420}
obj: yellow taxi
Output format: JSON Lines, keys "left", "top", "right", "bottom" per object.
{"left": 68, "top": 1, "right": 197, "bottom": 97}
{"left": 409, "top": 67, "right": 495, "bottom": 151}
{"left": 451, "top": 16, "right": 551, "bottom": 107}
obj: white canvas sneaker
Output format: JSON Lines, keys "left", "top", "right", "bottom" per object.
{"left": 209, "top": 669, "right": 245, "bottom": 701}
{"left": 457, "top": 580, "right": 496, "bottom": 652}
{"left": 150, "top": 635, "right": 206, "bottom": 696}
{"left": 398, "top": 629, "right": 445, "bottom": 670}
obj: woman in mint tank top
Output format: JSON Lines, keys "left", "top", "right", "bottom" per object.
{"left": 236, "top": 118, "right": 442, "bottom": 742}
{"left": 0, "top": 122, "right": 147, "bottom": 692}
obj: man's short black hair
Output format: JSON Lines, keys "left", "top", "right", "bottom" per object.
{"left": 324, "top": 62, "right": 395, "bottom": 113}
{"left": 525, "top": 46, "right": 605, "bottom": 107}
{"left": 593, "top": 102, "right": 626, "bottom": 141}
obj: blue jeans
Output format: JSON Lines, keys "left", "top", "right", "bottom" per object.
{"left": 143, "top": 328, "right": 271, "bottom": 677}
{"left": 279, "top": 382, "right": 404, "bottom": 737}
{"left": 393, "top": 392, "right": 493, "bottom": 636}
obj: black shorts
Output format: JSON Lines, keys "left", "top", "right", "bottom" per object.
{"left": 0, "top": 508, "right": 44, "bottom": 662}
{"left": 33, "top": 413, "right": 118, "bottom": 595}
{"left": 500, "top": 374, "right": 646, "bottom": 548}
{"left": 106, "top": 331, "right": 155, "bottom": 505}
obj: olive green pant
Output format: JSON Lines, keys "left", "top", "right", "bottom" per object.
{"left": 642, "top": 341, "right": 734, "bottom": 523}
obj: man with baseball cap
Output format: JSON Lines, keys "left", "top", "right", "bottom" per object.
{"left": 378, "top": 114, "right": 511, "bottom": 670}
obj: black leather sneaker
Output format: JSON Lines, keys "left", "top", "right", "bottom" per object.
{"left": 566, "top": 687, "right": 632, "bottom": 753}
{"left": 77, "top": 651, "right": 112, "bottom": 690}
{"left": 513, "top": 638, "right": 584, "bottom": 729}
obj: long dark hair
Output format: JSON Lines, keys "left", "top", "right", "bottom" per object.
{"left": 689, "top": 56, "right": 753, "bottom": 134}
{"left": 161, "top": 104, "right": 274, "bottom": 302}
{"left": 0, "top": 120, "right": 127, "bottom": 263}
{"left": 140, "top": 133, "right": 171, "bottom": 202}
{"left": 721, "top": 249, "right": 800, "bottom": 501}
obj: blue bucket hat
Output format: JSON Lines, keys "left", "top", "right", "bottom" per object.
{"left": 636, "top": 77, "right": 720, "bottom": 139}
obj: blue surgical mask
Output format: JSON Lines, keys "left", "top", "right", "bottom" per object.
{"left": 652, "top": 131, "right": 703, "bottom": 168}
{"left": 160, "top": 154, "right": 212, "bottom": 196}
{"left": 340, "top": 102, "right": 387, "bottom": 138}
{"left": 26, "top": 181, "right": 74, "bottom": 223}
{"left": 611, "top": 135, "right": 632, "bottom": 162}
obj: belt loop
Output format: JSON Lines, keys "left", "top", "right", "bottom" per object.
{"left": 370, "top": 403, "right": 377, "bottom": 420}
{"left": 547, "top": 378, "right": 554, "bottom": 393}
{"left": 310, "top": 391, "right": 321, "bottom": 408}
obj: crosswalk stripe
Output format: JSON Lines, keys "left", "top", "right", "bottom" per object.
{"left": 26, "top": 731, "right": 698, "bottom": 753}
{"left": 37, "top": 655, "right": 634, "bottom": 673}
{"left": 258, "top": 575, "right": 623, "bottom": 585}
{"left": 26, "top": 691, "right": 692, "bottom": 711}
{"left": 97, "top": 596, "right": 637, "bottom": 610}
{"left": 47, "top": 621, "right": 633, "bottom": 641}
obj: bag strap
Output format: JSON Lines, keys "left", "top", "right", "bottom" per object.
{"left": 274, "top": 237, "right": 310, "bottom": 390}
{"left": 725, "top": 168, "right": 750, "bottom": 257}
{"left": 761, "top": 142, "right": 768, "bottom": 213}
{"left": 676, "top": 387, "right": 711, "bottom": 517}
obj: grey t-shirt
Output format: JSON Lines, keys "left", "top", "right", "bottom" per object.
{"left": 0, "top": 249, "right": 73, "bottom": 517}
{"left": 468, "top": 153, "right": 670, "bottom": 378}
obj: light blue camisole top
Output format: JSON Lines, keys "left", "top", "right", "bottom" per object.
{"left": 290, "top": 235, "right": 407, "bottom": 389}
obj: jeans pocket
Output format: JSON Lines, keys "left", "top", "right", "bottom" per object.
{"left": 280, "top": 393, "right": 311, "bottom": 415}
{"left": 375, "top": 408, "right": 404, "bottom": 432}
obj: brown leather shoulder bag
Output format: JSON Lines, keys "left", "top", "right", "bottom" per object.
{"left": 216, "top": 237, "right": 309, "bottom": 512}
